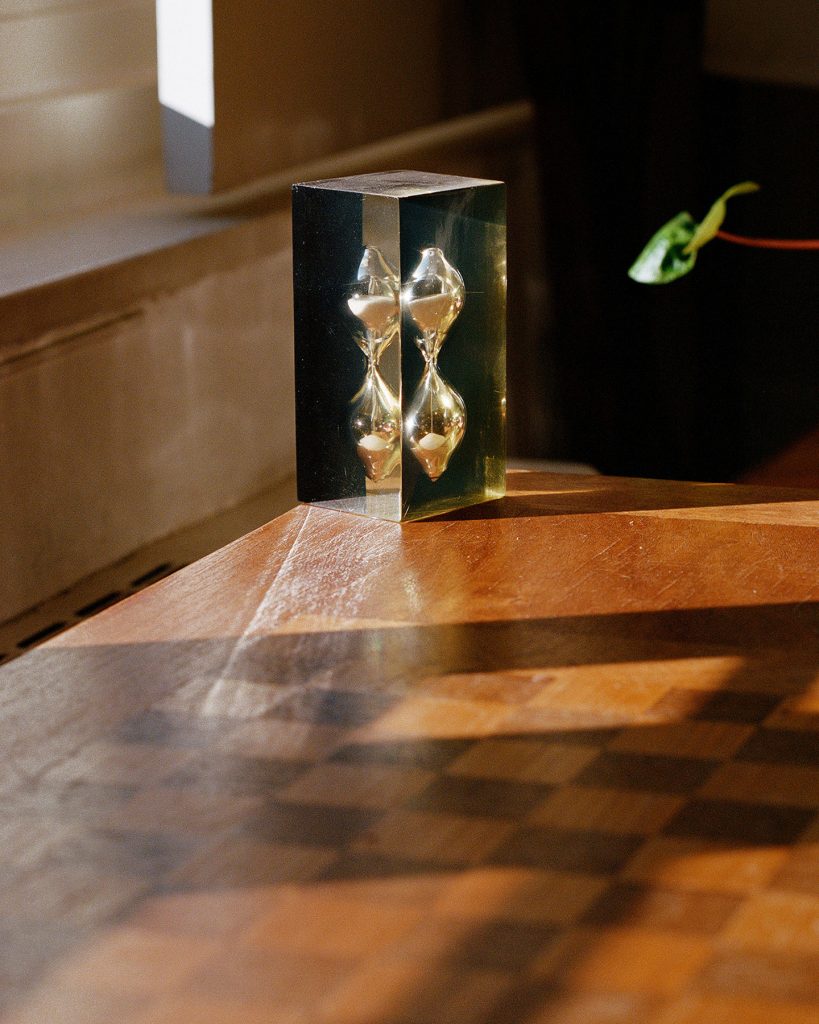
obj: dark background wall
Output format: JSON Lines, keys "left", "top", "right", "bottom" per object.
{"left": 446, "top": 1, "right": 819, "bottom": 482}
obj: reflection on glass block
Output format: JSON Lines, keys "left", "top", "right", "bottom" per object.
{"left": 292, "top": 171, "right": 506, "bottom": 521}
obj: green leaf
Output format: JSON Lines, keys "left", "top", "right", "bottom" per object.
{"left": 628, "top": 212, "right": 699, "bottom": 284}
{"left": 683, "top": 180, "right": 759, "bottom": 255}
{"left": 628, "top": 181, "right": 762, "bottom": 284}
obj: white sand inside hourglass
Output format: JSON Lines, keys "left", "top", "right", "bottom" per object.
{"left": 358, "top": 434, "right": 390, "bottom": 452}
{"left": 418, "top": 432, "right": 447, "bottom": 451}
{"left": 348, "top": 295, "right": 397, "bottom": 335}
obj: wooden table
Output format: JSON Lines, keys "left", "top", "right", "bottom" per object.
{"left": 2, "top": 471, "right": 818, "bottom": 1024}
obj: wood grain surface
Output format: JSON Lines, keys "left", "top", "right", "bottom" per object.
{"left": 1, "top": 470, "right": 818, "bottom": 1024}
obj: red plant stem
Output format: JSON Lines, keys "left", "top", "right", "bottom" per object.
{"left": 716, "top": 230, "right": 819, "bottom": 250}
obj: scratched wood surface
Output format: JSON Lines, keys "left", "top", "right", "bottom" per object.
{"left": 1, "top": 470, "right": 818, "bottom": 1024}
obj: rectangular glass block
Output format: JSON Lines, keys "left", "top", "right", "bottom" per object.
{"left": 292, "top": 170, "right": 506, "bottom": 521}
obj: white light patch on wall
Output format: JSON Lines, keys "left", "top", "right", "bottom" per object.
{"left": 156, "top": 0, "right": 214, "bottom": 127}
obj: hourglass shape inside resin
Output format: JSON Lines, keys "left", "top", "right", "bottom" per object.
{"left": 347, "top": 246, "right": 402, "bottom": 482}
{"left": 403, "top": 247, "right": 467, "bottom": 481}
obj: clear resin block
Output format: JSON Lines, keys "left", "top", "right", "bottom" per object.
{"left": 292, "top": 170, "right": 506, "bottom": 521}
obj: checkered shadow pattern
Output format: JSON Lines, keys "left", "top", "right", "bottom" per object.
{"left": 2, "top": 644, "right": 819, "bottom": 1024}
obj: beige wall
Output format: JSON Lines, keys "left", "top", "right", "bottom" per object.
{"left": 0, "top": 0, "right": 454, "bottom": 231}
{"left": 210, "top": 1, "right": 446, "bottom": 190}
{"left": 0, "top": 0, "right": 161, "bottom": 235}
{"left": 0, "top": 210, "right": 294, "bottom": 622}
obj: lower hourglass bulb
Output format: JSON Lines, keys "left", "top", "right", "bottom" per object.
{"left": 350, "top": 366, "right": 401, "bottom": 482}
{"left": 405, "top": 364, "right": 466, "bottom": 481}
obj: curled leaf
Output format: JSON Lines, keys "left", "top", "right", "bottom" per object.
{"left": 629, "top": 181, "right": 762, "bottom": 284}
{"left": 627, "top": 212, "right": 699, "bottom": 284}
{"left": 683, "top": 181, "right": 760, "bottom": 255}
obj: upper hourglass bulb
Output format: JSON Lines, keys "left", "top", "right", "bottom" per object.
{"left": 347, "top": 246, "right": 399, "bottom": 348}
{"left": 402, "top": 246, "right": 465, "bottom": 351}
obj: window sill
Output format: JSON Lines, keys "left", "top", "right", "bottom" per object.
{"left": 0, "top": 100, "right": 534, "bottom": 361}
